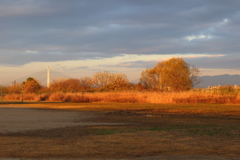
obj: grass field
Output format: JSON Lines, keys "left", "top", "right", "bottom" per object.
{"left": 0, "top": 102, "right": 240, "bottom": 159}
{"left": 3, "top": 90, "right": 240, "bottom": 104}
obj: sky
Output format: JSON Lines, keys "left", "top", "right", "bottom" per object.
{"left": 1, "top": 0, "right": 240, "bottom": 85}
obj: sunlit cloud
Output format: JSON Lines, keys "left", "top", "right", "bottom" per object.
{"left": 200, "top": 54, "right": 224, "bottom": 57}
{"left": 219, "top": 18, "right": 229, "bottom": 26}
{"left": 26, "top": 50, "right": 38, "bottom": 53}
{"left": 185, "top": 34, "right": 213, "bottom": 41}
{"left": 181, "top": 54, "right": 225, "bottom": 58}
{"left": 97, "top": 54, "right": 224, "bottom": 69}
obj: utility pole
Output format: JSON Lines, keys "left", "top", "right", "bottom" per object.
{"left": 0, "top": 85, "right": 2, "bottom": 102}
{"left": 47, "top": 66, "right": 50, "bottom": 87}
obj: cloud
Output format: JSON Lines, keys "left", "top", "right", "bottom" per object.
{"left": 184, "top": 54, "right": 240, "bottom": 69}
{"left": 0, "top": 0, "right": 240, "bottom": 67}
{"left": 99, "top": 61, "right": 154, "bottom": 69}
{"left": 26, "top": 50, "right": 39, "bottom": 54}
{"left": 185, "top": 34, "right": 213, "bottom": 41}
{"left": 97, "top": 54, "right": 240, "bottom": 73}
{"left": 68, "top": 66, "right": 89, "bottom": 70}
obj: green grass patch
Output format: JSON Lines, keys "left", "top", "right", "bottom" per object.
{"left": 187, "top": 126, "right": 240, "bottom": 137}
{"left": 140, "top": 127, "right": 163, "bottom": 132}
{"left": 86, "top": 126, "right": 140, "bottom": 136}
{"left": 90, "top": 128, "right": 117, "bottom": 135}
{"left": 132, "top": 124, "right": 240, "bottom": 137}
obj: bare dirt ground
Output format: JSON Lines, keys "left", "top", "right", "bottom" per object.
{"left": 0, "top": 107, "right": 121, "bottom": 133}
{"left": 0, "top": 105, "right": 240, "bottom": 160}
{"left": 1, "top": 155, "right": 240, "bottom": 160}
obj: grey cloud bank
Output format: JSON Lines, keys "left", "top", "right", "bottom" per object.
{"left": 0, "top": 0, "right": 240, "bottom": 72}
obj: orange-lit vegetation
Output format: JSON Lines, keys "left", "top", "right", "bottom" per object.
{"left": 140, "top": 57, "right": 201, "bottom": 91}
{"left": 3, "top": 88, "right": 240, "bottom": 104}
{"left": 2, "top": 58, "right": 240, "bottom": 104}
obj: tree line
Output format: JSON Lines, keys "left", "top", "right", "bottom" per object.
{"left": 3, "top": 58, "right": 201, "bottom": 94}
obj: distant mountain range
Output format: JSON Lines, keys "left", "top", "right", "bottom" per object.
{"left": 196, "top": 74, "right": 240, "bottom": 88}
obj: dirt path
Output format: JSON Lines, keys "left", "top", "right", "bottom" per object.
{"left": 0, "top": 107, "right": 119, "bottom": 133}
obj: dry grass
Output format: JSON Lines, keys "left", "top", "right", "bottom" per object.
{"left": 1, "top": 130, "right": 240, "bottom": 158}
{"left": 3, "top": 90, "right": 240, "bottom": 104}
{"left": 0, "top": 103, "right": 240, "bottom": 158}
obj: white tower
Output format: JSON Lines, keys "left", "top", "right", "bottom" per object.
{"left": 47, "top": 66, "right": 50, "bottom": 87}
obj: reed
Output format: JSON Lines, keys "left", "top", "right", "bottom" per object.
{"left": 3, "top": 90, "right": 240, "bottom": 104}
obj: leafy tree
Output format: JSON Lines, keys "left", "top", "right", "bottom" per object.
{"left": 93, "top": 71, "right": 114, "bottom": 89}
{"left": 111, "top": 73, "right": 131, "bottom": 90}
{"left": 63, "top": 78, "right": 81, "bottom": 92}
{"left": 49, "top": 78, "right": 80, "bottom": 92}
{"left": 49, "top": 78, "right": 95, "bottom": 92}
{"left": 140, "top": 68, "right": 161, "bottom": 90}
{"left": 140, "top": 57, "right": 200, "bottom": 91}
{"left": 93, "top": 71, "right": 130, "bottom": 91}
{"left": 23, "top": 77, "right": 42, "bottom": 93}
{"left": 4, "top": 83, "right": 22, "bottom": 94}
{"left": 79, "top": 77, "right": 94, "bottom": 91}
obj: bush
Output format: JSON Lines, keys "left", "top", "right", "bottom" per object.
{"left": 48, "top": 92, "right": 65, "bottom": 102}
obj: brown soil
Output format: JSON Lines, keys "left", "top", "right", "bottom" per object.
{"left": 0, "top": 104, "right": 240, "bottom": 160}
{"left": 0, "top": 107, "right": 123, "bottom": 133}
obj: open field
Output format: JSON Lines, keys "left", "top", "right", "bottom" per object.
{"left": 0, "top": 102, "right": 240, "bottom": 159}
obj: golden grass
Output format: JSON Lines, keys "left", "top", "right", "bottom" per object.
{"left": 3, "top": 90, "right": 240, "bottom": 104}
